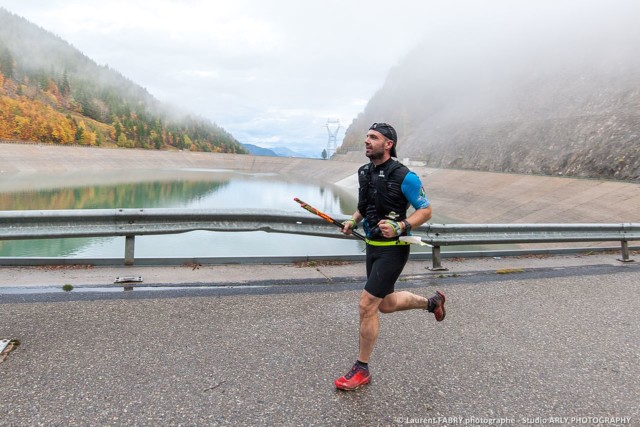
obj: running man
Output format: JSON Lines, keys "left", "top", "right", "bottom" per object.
{"left": 335, "top": 122, "right": 446, "bottom": 391}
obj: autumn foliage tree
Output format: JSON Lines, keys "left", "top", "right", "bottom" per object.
{"left": 0, "top": 7, "right": 247, "bottom": 154}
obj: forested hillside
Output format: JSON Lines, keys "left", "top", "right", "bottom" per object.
{"left": 0, "top": 8, "right": 246, "bottom": 154}
{"left": 338, "top": 5, "right": 640, "bottom": 181}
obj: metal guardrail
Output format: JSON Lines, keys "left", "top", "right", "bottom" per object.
{"left": 0, "top": 209, "right": 638, "bottom": 268}
{"left": 421, "top": 223, "right": 639, "bottom": 269}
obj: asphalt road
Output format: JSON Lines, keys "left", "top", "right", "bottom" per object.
{"left": 1, "top": 263, "right": 639, "bottom": 426}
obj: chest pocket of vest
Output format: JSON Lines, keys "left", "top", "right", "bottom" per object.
{"left": 384, "top": 179, "right": 404, "bottom": 205}
{"left": 376, "top": 168, "right": 409, "bottom": 220}
{"left": 357, "top": 166, "right": 371, "bottom": 215}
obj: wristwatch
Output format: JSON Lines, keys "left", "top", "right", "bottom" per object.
{"left": 402, "top": 219, "right": 412, "bottom": 235}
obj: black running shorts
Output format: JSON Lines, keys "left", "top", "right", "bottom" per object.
{"left": 364, "top": 244, "right": 410, "bottom": 298}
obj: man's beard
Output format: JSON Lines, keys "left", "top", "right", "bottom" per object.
{"left": 366, "top": 147, "right": 384, "bottom": 161}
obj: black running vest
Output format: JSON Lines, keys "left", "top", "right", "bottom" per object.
{"left": 357, "top": 159, "right": 410, "bottom": 238}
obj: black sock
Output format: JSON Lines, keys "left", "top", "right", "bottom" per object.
{"left": 355, "top": 360, "right": 368, "bottom": 370}
{"left": 427, "top": 298, "right": 434, "bottom": 312}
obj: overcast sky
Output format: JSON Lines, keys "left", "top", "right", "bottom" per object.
{"left": 0, "top": 1, "right": 634, "bottom": 157}
{"left": 0, "top": 0, "right": 451, "bottom": 156}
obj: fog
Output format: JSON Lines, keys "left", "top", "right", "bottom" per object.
{"left": 358, "top": 0, "right": 640, "bottom": 130}
{"left": 1, "top": 0, "right": 638, "bottom": 157}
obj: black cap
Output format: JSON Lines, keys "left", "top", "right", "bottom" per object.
{"left": 369, "top": 122, "right": 398, "bottom": 157}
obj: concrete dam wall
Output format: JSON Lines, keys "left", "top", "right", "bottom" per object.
{"left": 1, "top": 143, "right": 638, "bottom": 225}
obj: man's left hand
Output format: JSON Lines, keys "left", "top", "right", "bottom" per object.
{"left": 377, "top": 220, "right": 401, "bottom": 238}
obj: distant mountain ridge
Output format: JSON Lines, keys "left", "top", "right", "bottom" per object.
{"left": 271, "top": 147, "right": 313, "bottom": 158}
{"left": 242, "top": 143, "right": 314, "bottom": 158}
{"left": 338, "top": 5, "right": 640, "bottom": 181}
{"left": 0, "top": 7, "right": 247, "bottom": 154}
{"left": 243, "top": 144, "right": 278, "bottom": 156}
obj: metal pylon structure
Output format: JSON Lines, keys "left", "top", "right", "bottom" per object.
{"left": 325, "top": 119, "right": 341, "bottom": 158}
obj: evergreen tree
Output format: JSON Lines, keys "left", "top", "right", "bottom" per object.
{"left": 60, "top": 69, "right": 71, "bottom": 96}
{"left": 0, "top": 46, "right": 13, "bottom": 79}
{"left": 74, "top": 125, "right": 84, "bottom": 143}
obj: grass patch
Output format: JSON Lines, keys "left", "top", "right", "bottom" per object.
{"left": 496, "top": 268, "right": 524, "bottom": 275}
{"left": 62, "top": 284, "right": 74, "bottom": 292}
{"left": 436, "top": 273, "right": 461, "bottom": 279}
{"left": 294, "top": 260, "right": 351, "bottom": 268}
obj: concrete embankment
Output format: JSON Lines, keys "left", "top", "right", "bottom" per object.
{"left": 1, "top": 142, "right": 639, "bottom": 224}
{"left": 0, "top": 143, "right": 361, "bottom": 188}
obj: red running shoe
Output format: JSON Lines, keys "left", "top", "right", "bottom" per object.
{"left": 428, "top": 291, "right": 446, "bottom": 321}
{"left": 334, "top": 364, "right": 371, "bottom": 391}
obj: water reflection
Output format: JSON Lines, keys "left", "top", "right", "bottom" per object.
{"left": 0, "top": 169, "right": 363, "bottom": 257}
{"left": 0, "top": 180, "right": 229, "bottom": 210}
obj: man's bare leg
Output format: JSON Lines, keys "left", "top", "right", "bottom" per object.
{"left": 357, "top": 290, "right": 383, "bottom": 363}
{"left": 378, "top": 291, "right": 428, "bottom": 314}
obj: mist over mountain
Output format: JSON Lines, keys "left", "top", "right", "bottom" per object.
{"left": 271, "top": 147, "right": 315, "bottom": 158}
{"left": 0, "top": 8, "right": 246, "bottom": 154}
{"left": 338, "top": 1, "right": 640, "bottom": 181}
{"left": 241, "top": 143, "right": 316, "bottom": 158}
{"left": 243, "top": 144, "right": 278, "bottom": 157}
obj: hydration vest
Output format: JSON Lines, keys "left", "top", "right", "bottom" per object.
{"left": 357, "top": 159, "right": 410, "bottom": 238}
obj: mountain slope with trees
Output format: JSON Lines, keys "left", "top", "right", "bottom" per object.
{"left": 0, "top": 8, "right": 246, "bottom": 154}
{"left": 338, "top": 5, "right": 640, "bottom": 181}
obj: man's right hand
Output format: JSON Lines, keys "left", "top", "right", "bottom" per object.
{"left": 342, "top": 219, "right": 356, "bottom": 235}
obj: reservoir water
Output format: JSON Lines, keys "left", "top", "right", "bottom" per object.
{"left": 1, "top": 168, "right": 435, "bottom": 258}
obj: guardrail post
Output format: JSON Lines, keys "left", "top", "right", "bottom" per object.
{"left": 125, "top": 235, "right": 135, "bottom": 265}
{"left": 428, "top": 245, "right": 448, "bottom": 271}
{"left": 618, "top": 240, "right": 635, "bottom": 263}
